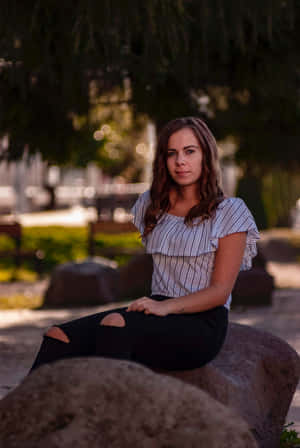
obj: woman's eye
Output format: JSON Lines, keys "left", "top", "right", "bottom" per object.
{"left": 167, "top": 151, "right": 176, "bottom": 157}
{"left": 186, "top": 149, "right": 195, "bottom": 155}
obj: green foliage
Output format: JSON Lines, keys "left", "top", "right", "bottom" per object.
{"left": 1, "top": 0, "right": 299, "bottom": 174}
{"left": 262, "top": 171, "right": 300, "bottom": 228}
{"left": 0, "top": 226, "right": 142, "bottom": 276}
{"left": 235, "top": 170, "right": 299, "bottom": 229}
{"left": 280, "top": 422, "right": 300, "bottom": 448}
{"left": 235, "top": 175, "right": 268, "bottom": 230}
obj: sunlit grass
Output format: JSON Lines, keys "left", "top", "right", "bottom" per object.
{"left": 0, "top": 295, "right": 43, "bottom": 309}
{"left": 0, "top": 268, "right": 38, "bottom": 282}
{"left": 0, "top": 226, "right": 142, "bottom": 309}
{"left": 0, "top": 267, "right": 43, "bottom": 309}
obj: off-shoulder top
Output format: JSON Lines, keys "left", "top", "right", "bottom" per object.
{"left": 131, "top": 190, "right": 260, "bottom": 309}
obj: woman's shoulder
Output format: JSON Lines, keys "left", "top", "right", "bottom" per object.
{"left": 130, "top": 190, "right": 151, "bottom": 234}
{"left": 213, "top": 195, "right": 258, "bottom": 236}
{"left": 217, "top": 196, "right": 247, "bottom": 210}
{"left": 214, "top": 196, "right": 251, "bottom": 219}
{"left": 140, "top": 189, "right": 151, "bottom": 202}
{"left": 132, "top": 190, "right": 150, "bottom": 210}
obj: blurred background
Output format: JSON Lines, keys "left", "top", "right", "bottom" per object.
{"left": 1, "top": 1, "right": 300, "bottom": 435}
{"left": 0, "top": 0, "right": 299, "bottom": 299}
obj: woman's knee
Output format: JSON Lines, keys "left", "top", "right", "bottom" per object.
{"left": 100, "top": 313, "right": 126, "bottom": 327}
{"left": 45, "top": 326, "right": 70, "bottom": 343}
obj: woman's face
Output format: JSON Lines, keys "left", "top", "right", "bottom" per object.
{"left": 166, "top": 127, "right": 203, "bottom": 188}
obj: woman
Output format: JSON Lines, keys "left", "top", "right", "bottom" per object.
{"left": 30, "top": 116, "right": 259, "bottom": 372}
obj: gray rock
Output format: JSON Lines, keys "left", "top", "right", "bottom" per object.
{"left": 118, "top": 254, "right": 153, "bottom": 300}
{"left": 0, "top": 357, "right": 257, "bottom": 448}
{"left": 156, "top": 323, "right": 300, "bottom": 448}
{"left": 258, "top": 238, "right": 299, "bottom": 263}
{"left": 44, "top": 258, "right": 119, "bottom": 307}
{"left": 232, "top": 267, "right": 274, "bottom": 307}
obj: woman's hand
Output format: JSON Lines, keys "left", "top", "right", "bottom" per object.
{"left": 126, "top": 296, "right": 171, "bottom": 316}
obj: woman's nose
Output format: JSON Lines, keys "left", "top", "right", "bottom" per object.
{"left": 176, "top": 154, "right": 186, "bottom": 165}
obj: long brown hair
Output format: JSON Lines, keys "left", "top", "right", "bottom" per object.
{"left": 143, "top": 117, "right": 224, "bottom": 237}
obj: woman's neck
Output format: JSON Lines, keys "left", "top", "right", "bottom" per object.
{"left": 170, "top": 185, "right": 198, "bottom": 203}
{"left": 169, "top": 186, "right": 199, "bottom": 215}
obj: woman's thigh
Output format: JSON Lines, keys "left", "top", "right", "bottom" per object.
{"left": 125, "top": 306, "right": 228, "bottom": 370}
{"left": 55, "top": 306, "right": 128, "bottom": 352}
{"left": 54, "top": 303, "right": 228, "bottom": 370}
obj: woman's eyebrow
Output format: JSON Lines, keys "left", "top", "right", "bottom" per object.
{"left": 167, "top": 145, "right": 199, "bottom": 150}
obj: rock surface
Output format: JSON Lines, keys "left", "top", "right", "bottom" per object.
{"left": 44, "top": 258, "right": 119, "bottom": 307}
{"left": 118, "top": 253, "right": 153, "bottom": 299}
{"left": 232, "top": 267, "right": 274, "bottom": 307}
{"left": 156, "top": 322, "right": 300, "bottom": 448}
{"left": 0, "top": 357, "right": 257, "bottom": 448}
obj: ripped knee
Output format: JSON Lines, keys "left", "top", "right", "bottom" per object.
{"left": 45, "top": 326, "right": 70, "bottom": 343}
{"left": 100, "top": 313, "right": 126, "bottom": 327}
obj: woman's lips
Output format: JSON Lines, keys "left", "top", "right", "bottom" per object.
{"left": 175, "top": 171, "right": 190, "bottom": 176}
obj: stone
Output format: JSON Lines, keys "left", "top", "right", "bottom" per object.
{"left": 258, "top": 238, "right": 299, "bottom": 263}
{"left": 0, "top": 357, "right": 257, "bottom": 448}
{"left": 43, "top": 257, "right": 119, "bottom": 307}
{"left": 117, "top": 254, "right": 153, "bottom": 300}
{"left": 232, "top": 267, "right": 274, "bottom": 307}
{"left": 231, "top": 246, "right": 275, "bottom": 307}
{"left": 156, "top": 323, "right": 300, "bottom": 448}
{"left": 252, "top": 246, "right": 268, "bottom": 269}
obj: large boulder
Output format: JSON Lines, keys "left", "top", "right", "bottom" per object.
{"left": 0, "top": 358, "right": 257, "bottom": 448}
{"left": 44, "top": 258, "right": 119, "bottom": 307}
{"left": 231, "top": 247, "right": 274, "bottom": 307}
{"left": 117, "top": 253, "right": 153, "bottom": 300}
{"left": 231, "top": 267, "right": 274, "bottom": 307}
{"left": 156, "top": 323, "right": 300, "bottom": 448}
{"left": 258, "top": 238, "right": 299, "bottom": 263}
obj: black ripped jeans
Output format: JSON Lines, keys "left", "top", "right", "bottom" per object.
{"left": 30, "top": 295, "right": 228, "bottom": 372}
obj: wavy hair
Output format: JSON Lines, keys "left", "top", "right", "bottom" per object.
{"left": 143, "top": 117, "right": 224, "bottom": 237}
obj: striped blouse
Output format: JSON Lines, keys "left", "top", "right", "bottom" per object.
{"left": 131, "top": 190, "right": 260, "bottom": 309}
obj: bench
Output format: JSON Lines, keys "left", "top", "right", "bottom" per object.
{"left": 87, "top": 220, "right": 144, "bottom": 258}
{"left": 0, "top": 222, "right": 44, "bottom": 276}
{"left": 95, "top": 193, "right": 139, "bottom": 219}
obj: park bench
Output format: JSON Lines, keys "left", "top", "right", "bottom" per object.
{"left": 95, "top": 193, "right": 139, "bottom": 220}
{"left": 0, "top": 222, "right": 44, "bottom": 276}
{"left": 87, "top": 220, "right": 144, "bottom": 258}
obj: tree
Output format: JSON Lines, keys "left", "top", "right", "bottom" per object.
{"left": 0, "top": 0, "right": 299, "bottom": 176}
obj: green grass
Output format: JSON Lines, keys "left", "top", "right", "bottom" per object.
{"left": 280, "top": 422, "right": 300, "bottom": 448}
{"left": 0, "top": 267, "right": 37, "bottom": 282}
{"left": 0, "top": 225, "right": 142, "bottom": 308}
{"left": 0, "top": 225, "right": 142, "bottom": 278}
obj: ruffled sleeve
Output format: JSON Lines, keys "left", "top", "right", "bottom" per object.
{"left": 210, "top": 197, "right": 260, "bottom": 271}
{"left": 130, "top": 190, "right": 151, "bottom": 235}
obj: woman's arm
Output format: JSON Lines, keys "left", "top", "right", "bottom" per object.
{"left": 164, "top": 231, "right": 247, "bottom": 314}
{"left": 126, "top": 231, "right": 247, "bottom": 315}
